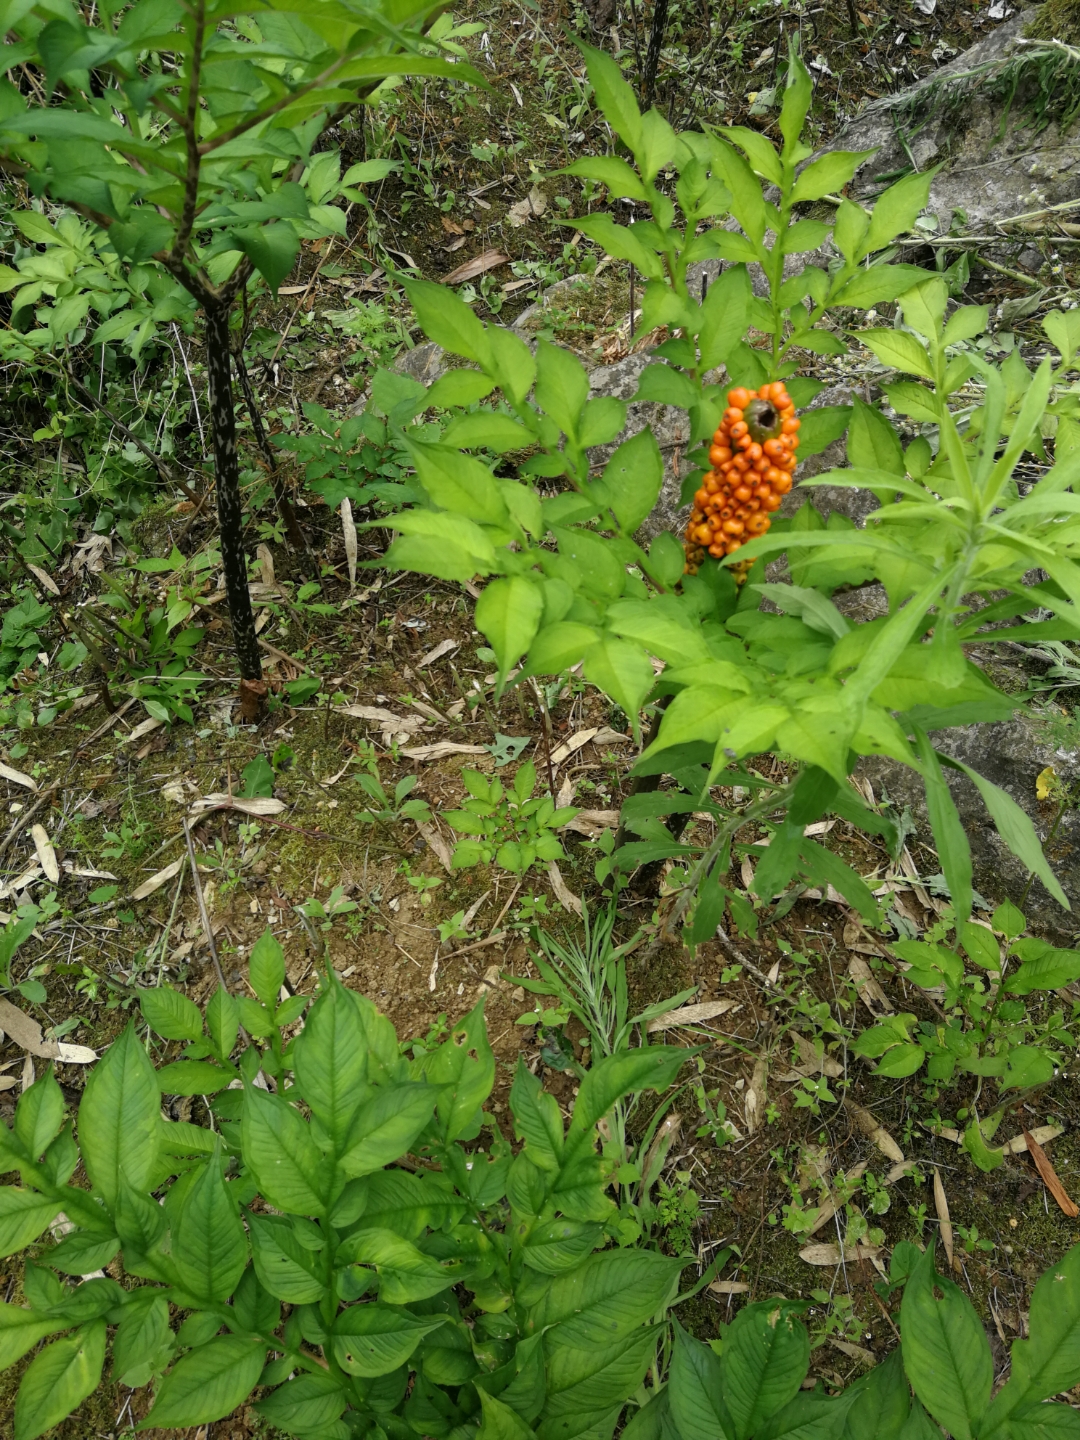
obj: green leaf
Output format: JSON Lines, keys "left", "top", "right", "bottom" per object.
{"left": 528, "top": 1249, "right": 682, "bottom": 1347}
{"left": 413, "top": 998, "right": 494, "bottom": 1142}
{"left": 403, "top": 276, "right": 493, "bottom": 367}
{"left": 241, "top": 1084, "right": 328, "bottom": 1215}
{"left": 722, "top": 125, "right": 783, "bottom": 185}
{"left": 874, "top": 1043, "right": 927, "bottom": 1079}
{"left": 778, "top": 50, "right": 813, "bottom": 157}
{"left": 477, "top": 577, "right": 545, "bottom": 689}
{"left": 791, "top": 149, "right": 873, "bottom": 203}
{"left": 601, "top": 428, "right": 664, "bottom": 536}
{"left": 442, "top": 412, "right": 534, "bottom": 452}
{"left": 535, "top": 338, "right": 590, "bottom": 440}
{"left": 156, "top": 1060, "right": 234, "bottom": 1096}
{"left": 1001, "top": 1241, "right": 1080, "bottom": 1415}
{"left": 830, "top": 264, "right": 930, "bottom": 308}
{"left": 231, "top": 221, "right": 300, "bottom": 297}
{"left": 839, "top": 1348, "right": 911, "bottom": 1440}
{"left": 254, "top": 1371, "right": 348, "bottom": 1431}
{"left": 138, "top": 1334, "right": 265, "bottom": 1430}
{"left": 480, "top": 1388, "right": 537, "bottom": 1440}
{"left": 541, "top": 1327, "right": 657, "bottom": 1439}
{"left": 797, "top": 405, "right": 852, "bottom": 458}
{"left": 900, "top": 1241, "right": 992, "bottom": 1440}
{"left": 847, "top": 397, "right": 904, "bottom": 475}
{"left": 249, "top": 927, "right": 285, "bottom": 1006}
{"left": 409, "top": 443, "right": 508, "bottom": 525}
{"left": 332, "top": 1304, "right": 447, "bottom": 1377}
{"left": 0, "top": 1304, "right": 67, "bottom": 1370}
{"left": 341, "top": 1227, "right": 455, "bottom": 1304}
{"left": 568, "top": 1047, "right": 686, "bottom": 1144}
{"left": 338, "top": 1083, "right": 438, "bottom": 1177}
{"left": 699, "top": 264, "right": 752, "bottom": 372}
{"left": 1007, "top": 944, "right": 1080, "bottom": 994}
{"left": 669, "top": 1317, "right": 734, "bottom": 1440}
{"left": 577, "top": 40, "right": 642, "bottom": 152}
{"left": 942, "top": 756, "right": 1070, "bottom": 912}
{"left": 169, "top": 1156, "right": 247, "bottom": 1305}
{"left": 571, "top": 214, "right": 666, "bottom": 280}
{"left": 558, "top": 155, "right": 648, "bottom": 201}
{"left": 583, "top": 637, "right": 654, "bottom": 738}
{"left": 861, "top": 329, "right": 934, "bottom": 379}
{"left": 14, "top": 1320, "right": 106, "bottom": 1440}
{"left": 720, "top": 1302, "right": 810, "bottom": 1440}
{"left": 249, "top": 1214, "right": 326, "bottom": 1304}
{"left": 77, "top": 1022, "right": 159, "bottom": 1207}
{"left": 293, "top": 977, "right": 367, "bottom": 1149}
{"left": 914, "top": 728, "right": 973, "bottom": 923}
{"left": 139, "top": 984, "right": 204, "bottom": 1042}
{"left": 510, "top": 1059, "right": 564, "bottom": 1172}
{"left": 522, "top": 1218, "right": 604, "bottom": 1274}
{"left": 864, "top": 170, "right": 935, "bottom": 253}
{"left": 15, "top": 1069, "right": 64, "bottom": 1161}
{"left": 425, "top": 369, "right": 496, "bottom": 409}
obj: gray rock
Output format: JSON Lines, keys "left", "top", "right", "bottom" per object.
{"left": 860, "top": 705, "right": 1080, "bottom": 934}
{"left": 824, "top": 11, "right": 1080, "bottom": 234}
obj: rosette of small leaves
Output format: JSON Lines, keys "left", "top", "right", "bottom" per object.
{"left": 444, "top": 762, "right": 579, "bottom": 874}
{"left": 0, "top": 926, "right": 691, "bottom": 1439}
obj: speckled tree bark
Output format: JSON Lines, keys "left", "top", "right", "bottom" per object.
{"left": 203, "top": 300, "right": 265, "bottom": 717}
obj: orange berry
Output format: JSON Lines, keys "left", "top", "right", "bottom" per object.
{"left": 773, "top": 473, "right": 792, "bottom": 494}
{"left": 725, "top": 538, "right": 743, "bottom": 555}
{"left": 729, "top": 420, "right": 748, "bottom": 440}
{"left": 782, "top": 417, "right": 800, "bottom": 434}
{"left": 694, "top": 489, "right": 710, "bottom": 509}
{"left": 733, "top": 484, "right": 753, "bottom": 503}
{"left": 709, "top": 445, "right": 732, "bottom": 466}
{"left": 728, "top": 387, "right": 752, "bottom": 409}
{"left": 723, "top": 518, "right": 745, "bottom": 536}
{"left": 708, "top": 542, "right": 725, "bottom": 557}
{"left": 763, "top": 493, "right": 782, "bottom": 511}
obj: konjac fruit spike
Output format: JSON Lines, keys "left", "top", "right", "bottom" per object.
{"left": 682, "top": 380, "right": 800, "bottom": 577}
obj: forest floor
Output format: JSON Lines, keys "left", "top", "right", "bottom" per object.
{"left": 4, "top": 0, "right": 1080, "bottom": 1436}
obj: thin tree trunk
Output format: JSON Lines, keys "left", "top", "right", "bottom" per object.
{"left": 643, "top": 0, "right": 669, "bottom": 110}
{"left": 232, "top": 345, "right": 311, "bottom": 560}
{"left": 203, "top": 300, "right": 266, "bottom": 717}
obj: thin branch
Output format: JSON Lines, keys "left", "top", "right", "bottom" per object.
{"left": 170, "top": 0, "right": 207, "bottom": 266}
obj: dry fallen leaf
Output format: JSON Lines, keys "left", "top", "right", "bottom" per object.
{"left": 123, "top": 716, "right": 164, "bottom": 745}
{"left": 401, "top": 742, "right": 489, "bottom": 762}
{"left": 847, "top": 954, "right": 894, "bottom": 1013}
{"left": 548, "top": 860, "right": 582, "bottom": 916}
{"left": 647, "top": 1000, "right": 740, "bottom": 1034}
{"left": 799, "top": 1242, "right": 882, "bottom": 1265}
{"left": 744, "top": 1056, "right": 768, "bottom": 1135}
{"left": 338, "top": 705, "right": 426, "bottom": 732}
{"left": 0, "top": 998, "right": 95, "bottom": 1062}
{"left": 849, "top": 1103, "right": 905, "bottom": 1163}
{"left": 131, "top": 857, "right": 185, "bottom": 901}
{"left": 0, "top": 762, "right": 36, "bottom": 792}
{"left": 256, "top": 544, "right": 275, "bottom": 587}
{"left": 188, "top": 794, "right": 286, "bottom": 818}
{"left": 441, "top": 249, "right": 510, "bottom": 284}
{"left": 789, "top": 1031, "right": 844, "bottom": 1078}
{"left": 934, "top": 1166, "right": 954, "bottom": 1269}
{"left": 708, "top": 1279, "right": 751, "bottom": 1296}
{"left": 27, "top": 564, "right": 60, "bottom": 596}
{"left": 341, "top": 498, "right": 358, "bottom": 589}
{"left": 441, "top": 216, "right": 465, "bottom": 235}
{"left": 415, "top": 821, "right": 454, "bottom": 873}
{"left": 1024, "top": 1128, "right": 1079, "bottom": 1217}
{"left": 443, "top": 234, "right": 467, "bottom": 253}
{"left": 417, "top": 638, "right": 460, "bottom": 668}
{"left": 549, "top": 728, "right": 599, "bottom": 765}
{"left": 831, "top": 1339, "right": 876, "bottom": 1366}
{"left": 1003, "top": 1125, "right": 1064, "bottom": 1154}
{"left": 507, "top": 185, "right": 548, "bottom": 227}
{"left": 808, "top": 1161, "right": 869, "bottom": 1235}
{"left": 30, "top": 825, "right": 59, "bottom": 884}
{"left": 564, "top": 809, "right": 619, "bottom": 839}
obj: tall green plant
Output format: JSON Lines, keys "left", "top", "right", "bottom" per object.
{"left": 0, "top": 0, "right": 482, "bottom": 714}
{"left": 369, "top": 41, "right": 1077, "bottom": 935}
{"left": 0, "top": 933, "right": 689, "bottom": 1438}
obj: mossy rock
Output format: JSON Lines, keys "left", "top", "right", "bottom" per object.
{"left": 1026, "top": 0, "right": 1080, "bottom": 45}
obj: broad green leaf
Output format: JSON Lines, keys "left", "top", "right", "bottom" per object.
{"left": 206, "top": 985, "right": 239, "bottom": 1060}
{"left": 568, "top": 1048, "right": 686, "bottom": 1143}
{"left": 15, "top": 1069, "right": 64, "bottom": 1161}
{"left": 14, "top": 1320, "right": 105, "bottom": 1440}
{"left": 241, "top": 1084, "right": 328, "bottom": 1215}
{"left": 332, "top": 1304, "right": 447, "bottom": 1376}
{"left": 77, "top": 1023, "right": 159, "bottom": 1207}
{"left": 839, "top": 1348, "right": 911, "bottom": 1440}
{"left": 169, "top": 1156, "right": 247, "bottom": 1305}
{"left": 254, "top": 1371, "right": 349, "bottom": 1430}
{"left": 847, "top": 397, "right": 904, "bottom": 476}
{"left": 156, "top": 1060, "right": 234, "bottom": 1096}
{"left": 527, "top": 1249, "right": 683, "bottom": 1347}
{"left": 522, "top": 1218, "right": 604, "bottom": 1274}
{"left": 0, "top": 1303, "right": 67, "bottom": 1370}
{"left": 410, "top": 443, "right": 508, "bottom": 525}
{"left": 139, "top": 984, "right": 203, "bottom": 1042}
{"left": 249, "top": 927, "right": 285, "bottom": 1006}
{"left": 402, "top": 276, "right": 489, "bottom": 364}
{"left": 1007, "top": 944, "right": 1080, "bottom": 994}
{"left": 338, "top": 1083, "right": 438, "bottom": 1177}
{"left": 425, "top": 369, "right": 496, "bottom": 409}
{"left": 791, "top": 149, "right": 873, "bottom": 203}
{"left": 413, "top": 998, "right": 494, "bottom": 1142}
{"left": 559, "top": 155, "right": 648, "bottom": 201}
{"left": 138, "top": 1334, "right": 265, "bottom": 1430}
{"left": 998, "top": 1241, "right": 1080, "bottom": 1415}
{"left": 442, "top": 412, "right": 534, "bottom": 452}
{"left": 699, "top": 264, "right": 752, "bottom": 372}
{"left": 601, "top": 428, "right": 664, "bottom": 536}
{"left": 293, "top": 976, "right": 367, "bottom": 1148}
{"left": 535, "top": 338, "right": 590, "bottom": 440}
{"left": 231, "top": 221, "right": 300, "bottom": 297}
{"left": 720, "top": 1302, "right": 810, "bottom": 1440}
{"left": 583, "top": 637, "right": 654, "bottom": 738}
{"left": 541, "top": 1327, "right": 657, "bottom": 1439}
{"left": 477, "top": 577, "right": 545, "bottom": 689}
{"left": 510, "top": 1060, "right": 564, "bottom": 1172}
{"left": 901, "top": 1242, "right": 992, "bottom": 1440}
{"left": 797, "top": 405, "right": 852, "bottom": 458}
{"left": 480, "top": 1388, "right": 536, "bottom": 1440}
{"left": 570, "top": 214, "right": 666, "bottom": 280}
{"left": 341, "top": 1227, "right": 455, "bottom": 1304}
{"left": 861, "top": 329, "right": 934, "bottom": 380}
{"left": 578, "top": 41, "right": 642, "bottom": 152}
{"left": 778, "top": 51, "right": 813, "bottom": 158}
{"left": 864, "top": 170, "right": 934, "bottom": 253}
{"left": 249, "top": 1213, "right": 326, "bottom": 1304}
{"left": 111, "top": 1291, "right": 172, "bottom": 1387}
{"left": 669, "top": 1318, "right": 734, "bottom": 1440}
{"left": 722, "top": 125, "right": 783, "bottom": 184}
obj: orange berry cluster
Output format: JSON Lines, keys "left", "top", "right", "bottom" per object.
{"left": 684, "top": 382, "right": 800, "bottom": 574}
